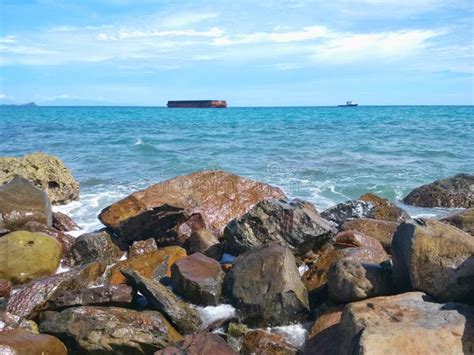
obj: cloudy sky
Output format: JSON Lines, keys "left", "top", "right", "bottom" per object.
{"left": 0, "top": 0, "right": 472, "bottom": 106}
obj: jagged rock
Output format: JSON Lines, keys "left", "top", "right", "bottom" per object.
{"left": 320, "top": 200, "right": 374, "bottom": 226}
{"left": 122, "top": 269, "right": 201, "bottom": 335}
{"left": 224, "top": 199, "right": 336, "bottom": 256}
{"left": 441, "top": 208, "right": 474, "bottom": 236}
{"left": 22, "top": 221, "right": 75, "bottom": 256}
{"left": 0, "top": 176, "right": 52, "bottom": 231}
{"left": 339, "top": 292, "right": 474, "bottom": 354}
{"left": 130, "top": 238, "right": 158, "bottom": 257}
{"left": 185, "top": 228, "right": 223, "bottom": 260}
{"left": 327, "top": 259, "right": 392, "bottom": 304}
{"left": 341, "top": 218, "right": 399, "bottom": 252}
{"left": 0, "top": 329, "right": 67, "bottom": 355}
{"left": 98, "top": 170, "right": 285, "bottom": 246}
{"left": 303, "top": 306, "right": 343, "bottom": 355}
{"left": 155, "top": 333, "right": 236, "bottom": 355}
{"left": 403, "top": 174, "right": 474, "bottom": 208}
{"left": 223, "top": 243, "right": 309, "bottom": 327}
{"left": 67, "top": 230, "right": 123, "bottom": 267}
{"left": 107, "top": 246, "right": 186, "bottom": 285}
{"left": 392, "top": 218, "right": 474, "bottom": 302}
{"left": 52, "top": 211, "right": 80, "bottom": 231}
{"left": 39, "top": 306, "right": 182, "bottom": 354}
{"left": 7, "top": 261, "right": 105, "bottom": 319}
{"left": 0, "top": 231, "right": 62, "bottom": 284}
{"left": 359, "top": 193, "right": 409, "bottom": 223}
{"left": 241, "top": 330, "right": 297, "bottom": 355}
{"left": 0, "top": 311, "right": 37, "bottom": 332}
{"left": 0, "top": 152, "right": 80, "bottom": 204}
{"left": 171, "top": 253, "right": 225, "bottom": 306}
{"left": 46, "top": 284, "right": 134, "bottom": 310}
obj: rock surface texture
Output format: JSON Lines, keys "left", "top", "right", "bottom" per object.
{"left": 67, "top": 230, "right": 123, "bottom": 266}
{"left": 441, "top": 208, "right": 474, "bottom": 236}
{"left": 155, "top": 333, "right": 237, "bottom": 355}
{"left": 241, "top": 330, "right": 297, "bottom": 355}
{"left": 341, "top": 218, "right": 399, "bottom": 252}
{"left": 0, "top": 329, "right": 67, "bottom": 355}
{"left": 303, "top": 306, "right": 343, "bottom": 355}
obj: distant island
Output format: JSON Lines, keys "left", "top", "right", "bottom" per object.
{"left": 167, "top": 100, "right": 227, "bottom": 108}
{"left": 1, "top": 102, "right": 37, "bottom": 107}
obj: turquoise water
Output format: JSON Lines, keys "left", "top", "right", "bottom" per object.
{"left": 1, "top": 106, "right": 473, "bottom": 230}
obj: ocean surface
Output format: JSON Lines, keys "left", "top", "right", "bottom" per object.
{"left": 1, "top": 105, "right": 473, "bottom": 232}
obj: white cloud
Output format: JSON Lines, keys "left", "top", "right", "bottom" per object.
{"left": 97, "top": 27, "right": 224, "bottom": 41}
{"left": 0, "top": 36, "right": 17, "bottom": 44}
{"left": 158, "top": 12, "right": 219, "bottom": 28}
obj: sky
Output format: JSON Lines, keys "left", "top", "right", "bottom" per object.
{"left": 0, "top": 0, "right": 473, "bottom": 106}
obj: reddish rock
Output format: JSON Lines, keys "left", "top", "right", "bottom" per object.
{"left": 98, "top": 170, "right": 285, "bottom": 246}
{"left": 0, "top": 311, "right": 37, "bottom": 332}
{"left": 341, "top": 218, "right": 399, "bottom": 252}
{"left": 130, "top": 238, "right": 158, "bottom": 257}
{"left": 52, "top": 211, "right": 80, "bottom": 231}
{"left": 107, "top": 246, "right": 186, "bottom": 285}
{"left": 441, "top": 208, "right": 474, "bottom": 236}
{"left": 171, "top": 253, "right": 225, "bottom": 306}
{"left": 22, "top": 221, "right": 75, "bottom": 256}
{"left": 0, "top": 279, "right": 11, "bottom": 299}
{"left": 241, "top": 330, "right": 297, "bottom": 355}
{"left": 185, "top": 228, "right": 223, "bottom": 260}
{"left": 359, "top": 193, "right": 409, "bottom": 223}
{"left": 303, "top": 306, "right": 343, "bottom": 355}
{"left": 155, "top": 333, "right": 236, "bottom": 355}
{"left": 0, "top": 329, "right": 67, "bottom": 355}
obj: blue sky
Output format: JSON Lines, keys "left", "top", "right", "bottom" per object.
{"left": 0, "top": 0, "right": 473, "bottom": 106}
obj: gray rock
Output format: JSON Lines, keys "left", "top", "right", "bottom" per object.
{"left": 320, "top": 200, "right": 375, "bottom": 227}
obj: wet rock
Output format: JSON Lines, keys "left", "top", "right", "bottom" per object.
{"left": 0, "top": 176, "right": 52, "bottom": 231}
{"left": 392, "top": 218, "right": 474, "bottom": 302}
{"left": 339, "top": 292, "right": 474, "bottom": 354}
{"left": 7, "top": 261, "right": 105, "bottom": 319}
{"left": 223, "top": 243, "right": 309, "bottom": 327}
{"left": 46, "top": 284, "right": 134, "bottom": 310}
{"left": 328, "top": 259, "right": 392, "bottom": 304}
{"left": 39, "top": 306, "right": 182, "bottom": 354}
{"left": 403, "top": 173, "right": 474, "bottom": 208}
{"left": 441, "top": 208, "right": 474, "bottom": 236}
{"left": 0, "top": 231, "right": 62, "bottom": 284}
{"left": 155, "top": 333, "right": 236, "bottom": 355}
{"left": 0, "top": 279, "right": 11, "bottom": 299}
{"left": 185, "top": 228, "right": 223, "bottom": 260}
{"left": 52, "top": 211, "right": 80, "bottom": 231}
{"left": 0, "top": 311, "right": 37, "bottom": 332}
{"left": 0, "top": 152, "right": 80, "bottom": 204}
{"left": 320, "top": 200, "right": 374, "bottom": 227}
{"left": 122, "top": 269, "right": 201, "bottom": 335}
{"left": 341, "top": 218, "right": 398, "bottom": 252}
{"left": 359, "top": 193, "right": 409, "bottom": 223}
{"left": 224, "top": 199, "right": 336, "bottom": 257}
{"left": 241, "top": 330, "right": 297, "bottom": 355}
{"left": 130, "top": 238, "right": 158, "bottom": 257}
{"left": 0, "top": 329, "right": 67, "bottom": 355}
{"left": 98, "top": 170, "right": 285, "bottom": 246}
{"left": 107, "top": 246, "right": 186, "bottom": 285}
{"left": 67, "top": 230, "right": 123, "bottom": 267}
{"left": 303, "top": 306, "right": 343, "bottom": 355}
{"left": 22, "top": 221, "right": 75, "bottom": 256}
{"left": 171, "top": 253, "right": 225, "bottom": 306}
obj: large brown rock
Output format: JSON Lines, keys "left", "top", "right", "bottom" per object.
{"left": 0, "top": 176, "right": 52, "bottom": 232}
{"left": 171, "top": 253, "right": 225, "bottom": 306}
{"left": 241, "top": 330, "right": 297, "bottom": 355}
{"left": 341, "top": 218, "right": 398, "bottom": 252}
{"left": 392, "top": 218, "right": 474, "bottom": 302}
{"left": 339, "top": 292, "right": 474, "bottom": 354}
{"left": 224, "top": 199, "right": 336, "bottom": 257}
{"left": 359, "top": 193, "right": 409, "bottom": 223}
{"left": 107, "top": 246, "right": 186, "bottom": 285}
{"left": 0, "top": 329, "right": 67, "bottom": 355}
{"left": 403, "top": 173, "right": 474, "bottom": 208}
{"left": 0, "top": 152, "right": 80, "bottom": 204}
{"left": 441, "top": 208, "right": 474, "bottom": 236}
{"left": 39, "top": 306, "right": 182, "bottom": 354}
{"left": 7, "top": 261, "right": 105, "bottom": 319}
{"left": 22, "top": 221, "right": 75, "bottom": 256}
{"left": 223, "top": 243, "right": 309, "bottom": 327}
{"left": 185, "top": 228, "right": 223, "bottom": 260}
{"left": 155, "top": 333, "right": 236, "bottom": 355}
{"left": 98, "top": 170, "right": 285, "bottom": 246}
{"left": 303, "top": 306, "right": 343, "bottom": 355}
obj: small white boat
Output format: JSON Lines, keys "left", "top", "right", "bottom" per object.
{"left": 338, "top": 101, "right": 358, "bottom": 107}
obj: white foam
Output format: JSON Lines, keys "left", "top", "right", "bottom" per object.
{"left": 134, "top": 137, "right": 143, "bottom": 145}
{"left": 55, "top": 264, "right": 71, "bottom": 274}
{"left": 298, "top": 264, "right": 309, "bottom": 276}
{"left": 196, "top": 304, "right": 237, "bottom": 328}
{"left": 269, "top": 323, "right": 309, "bottom": 349}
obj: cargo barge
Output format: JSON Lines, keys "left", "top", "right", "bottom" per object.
{"left": 167, "top": 100, "right": 227, "bottom": 108}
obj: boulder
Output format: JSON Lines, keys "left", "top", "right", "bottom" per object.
{"left": 123, "top": 269, "right": 201, "bottom": 335}
{"left": 320, "top": 200, "right": 374, "bottom": 227}
{"left": 155, "top": 333, "right": 236, "bottom": 355}
{"left": 0, "top": 152, "right": 79, "bottom": 204}
{"left": 171, "top": 253, "right": 225, "bottom": 306}
{"left": 98, "top": 170, "right": 285, "bottom": 246}
{"left": 46, "top": 284, "right": 134, "bottom": 310}
{"left": 22, "top": 221, "right": 75, "bottom": 256}
{"left": 327, "top": 259, "right": 392, "bottom": 304}
{"left": 0, "top": 329, "right": 67, "bottom": 355}
{"left": 303, "top": 306, "right": 343, "bottom": 355}
{"left": 0, "top": 311, "right": 37, "bottom": 332}
{"left": 224, "top": 199, "right": 336, "bottom": 257}
{"left": 107, "top": 247, "right": 186, "bottom": 285}
{"left": 441, "top": 208, "right": 474, "bottom": 236}
{"left": 341, "top": 218, "right": 398, "bottom": 252}
{"left": 223, "top": 243, "right": 309, "bottom": 327}
{"left": 0, "top": 231, "right": 62, "bottom": 284}
{"left": 359, "top": 193, "right": 409, "bottom": 223}
{"left": 7, "top": 261, "right": 105, "bottom": 319}
{"left": 185, "top": 228, "right": 223, "bottom": 260}
{"left": 339, "top": 292, "right": 474, "bottom": 354}
{"left": 241, "top": 330, "right": 297, "bottom": 355}
{"left": 403, "top": 173, "right": 474, "bottom": 208}
{"left": 52, "top": 211, "right": 80, "bottom": 231}
{"left": 66, "top": 230, "right": 123, "bottom": 267}
{"left": 392, "top": 218, "right": 474, "bottom": 302}
{"left": 130, "top": 238, "right": 159, "bottom": 257}
{"left": 39, "top": 306, "right": 182, "bottom": 354}
{"left": 0, "top": 176, "right": 52, "bottom": 231}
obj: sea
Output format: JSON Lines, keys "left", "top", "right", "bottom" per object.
{"left": 1, "top": 105, "right": 473, "bottom": 232}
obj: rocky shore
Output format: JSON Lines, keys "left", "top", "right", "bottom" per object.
{"left": 0, "top": 153, "right": 473, "bottom": 354}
